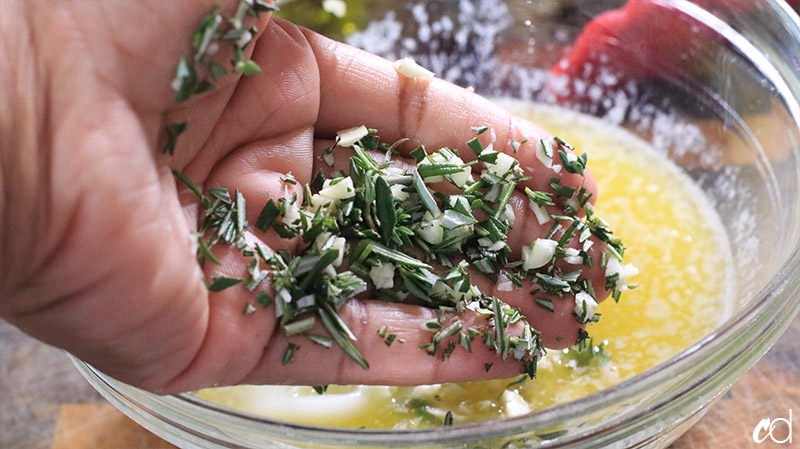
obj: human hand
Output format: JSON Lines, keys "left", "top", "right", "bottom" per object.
{"left": 0, "top": 0, "right": 609, "bottom": 393}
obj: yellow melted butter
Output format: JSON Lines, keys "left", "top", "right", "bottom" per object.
{"left": 197, "top": 105, "right": 734, "bottom": 429}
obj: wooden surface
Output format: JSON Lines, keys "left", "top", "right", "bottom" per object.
{"left": 1, "top": 317, "right": 798, "bottom": 449}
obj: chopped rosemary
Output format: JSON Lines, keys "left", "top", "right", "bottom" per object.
{"left": 161, "top": 1, "right": 277, "bottom": 155}
{"left": 444, "top": 411, "right": 454, "bottom": 426}
{"left": 161, "top": 121, "right": 188, "bottom": 155}
{"left": 562, "top": 337, "right": 611, "bottom": 366}
{"left": 207, "top": 276, "right": 242, "bottom": 292}
{"left": 256, "top": 291, "right": 273, "bottom": 307}
{"left": 471, "top": 126, "right": 489, "bottom": 134}
{"left": 170, "top": 123, "right": 632, "bottom": 381}
{"left": 282, "top": 343, "right": 297, "bottom": 365}
{"left": 255, "top": 199, "right": 280, "bottom": 231}
{"left": 534, "top": 297, "right": 554, "bottom": 313}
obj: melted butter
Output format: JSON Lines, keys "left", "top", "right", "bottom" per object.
{"left": 196, "top": 104, "right": 734, "bottom": 429}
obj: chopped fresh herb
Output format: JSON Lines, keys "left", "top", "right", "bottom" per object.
{"left": 554, "top": 136, "right": 574, "bottom": 150}
{"left": 239, "top": 59, "right": 262, "bottom": 76}
{"left": 506, "top": 375, "right": 527, "bottom": 389}
{"left": 282, "top": 343, "right": 297, "bottom": 365}
{"left": 409, "top": 145, "right": 427, "bottom": 162}
{"left": 375, "top": 176, "right": 397, "bottom": 244}
{"left": 256, "top": 291, "right": 273, "bottom": 307}
{"left": 243, "top": 303, "right": 256, "bottom": 315}
{"left": 255, "top": 199, "right": 280, "bottom": 231}
{"left": 207, "top": 276, "right": 242, "bottom": 292}
{"left": 472, "top": 126, "right": 489, "bottom": 134}
{"left": 169, "top": 122, "right": 631, "bottom": 380}
{"left": 536, "top": 429, "right": 569, "bottom": 441}
{"left": 467, "top": 137, "right": 484, "bottom": 155}
{"left": 283, "top": 317, "right": 316, "bottom": 336}
{"left": 444, "top": 411, "right": 454, "bottom": 426}
{"left": 413, "top": 170, "right": 439, "bottom": 215}
{"left": 563, "top": 337, "right": 611, "bottom": 366}
{"left": 161, "top": 1, "right": 274, "bottom": 154}
{"left": 306, "top": 333, "right": 334, "bottom": 348}
{"left": 549, "top": 178, "right": 576, "bottom": 199}
{"left": 319, "top": 306, "right": 369, "bottom": 370}
{"left": 280, "top": 173, "right": 298, "bottom": 185}
{"left": 557, "top": 149, "right": 588, "bottom": 176}
{"left": 162, "top": 121, "right": 188, "bottom": 155}
{"left": 478, "top": 151, "right": 499, "bottom": 164}
{"left": 534, "top": 297, "right": 554, "bottom": 313}
{"left": 535, "top": 273, "right": 570, "bottom": 295}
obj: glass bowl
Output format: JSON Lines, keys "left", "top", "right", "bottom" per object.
{"left": 73, "top": 0, "right": 800, "bottom": 448}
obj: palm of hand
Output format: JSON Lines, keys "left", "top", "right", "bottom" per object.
{"left": 1, "top": 0, "right": 603, "bottom": 393}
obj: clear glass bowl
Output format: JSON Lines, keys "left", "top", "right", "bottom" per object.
{"left": 73, "top": 1, "right": 800, "bottom": 448}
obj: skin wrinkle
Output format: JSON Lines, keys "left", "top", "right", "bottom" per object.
{"left": 25, "top": 9, "right": 124, "bottom": 297}
{"left": 255, "top": 68, "right": 311, "bottom": 136}
{"left": 178, "top": 86, "right": 245, "bottom": 182}
{"left": 27, "top": 5, "right": 57, "bottom": 298}
{"left": 0, "top": 2, "right": 42, "bottom": 297}
{"left": 4, "top": 192, "right": 86, "bottom": 317}
{"left": 255, "top": 19, "right": 319, "bottom": 135}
